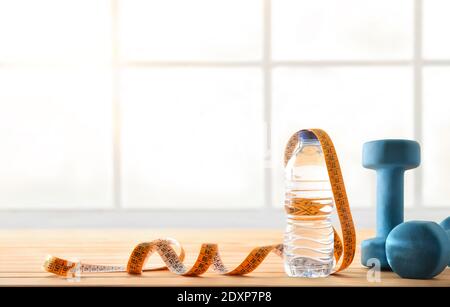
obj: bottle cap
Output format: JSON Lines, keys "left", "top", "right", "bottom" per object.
{"left": 299, "top": 130, "right": 318, "bottom": 142}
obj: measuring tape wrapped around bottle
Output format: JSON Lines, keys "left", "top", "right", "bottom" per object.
{"left": 43, "top": 129, "right": 356, "bottom": 278}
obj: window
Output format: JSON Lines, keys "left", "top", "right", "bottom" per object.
{"left": 0, "top": 0, "right": 448, "bottom": 215}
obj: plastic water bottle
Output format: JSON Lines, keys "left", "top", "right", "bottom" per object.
{"left": 283, "top": 131, "right": 334, "bottom": 278}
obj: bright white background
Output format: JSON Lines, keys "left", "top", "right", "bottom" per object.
{"left": 0, "top": 0, "right": 448, "bottom": 227}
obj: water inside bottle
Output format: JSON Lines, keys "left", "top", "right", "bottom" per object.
{"left": 283, "top": 136, "right": 335, "bottom": 278}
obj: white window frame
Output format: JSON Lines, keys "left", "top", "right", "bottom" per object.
{"left": 1, "top": 0, "right": 449, "bottom": 228}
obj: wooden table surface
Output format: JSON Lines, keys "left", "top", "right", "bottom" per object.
{"left": 0, "top": 229, "right": 448, "bottom": 287}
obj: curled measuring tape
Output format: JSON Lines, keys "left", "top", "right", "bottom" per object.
{"left": 43, "top": 129, "right": 356, "bottom": 278}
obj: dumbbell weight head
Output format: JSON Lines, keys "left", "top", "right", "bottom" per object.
{"left": 441, "top": 216, "right": 450, "bottom": 230}
{"left": 386, "top": 220, "right": 450, "bottom": 279}
{"left": 363, "top": 139, "right": 421, "bottom": 171}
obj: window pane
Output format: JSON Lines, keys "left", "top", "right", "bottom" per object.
{"left": 272, "top": 67, "right": 414, "bottom": 209}
{"left": 0, "top": 67, "right": 113, "bottom": 208}
{"left": 423, "top": 68, "right": 450, "bottom": 207}
{"left": 119, "top": 0, "right": 262, "bottom": 61}
{"left": 272, "top": 0, "right": 413, "bottom": 60}
{"left": 121, "top": 68, "right": 264, "bottom": 209}
{"left": 423, "top": 0, "right": 450, "bottom": 59}
{"left": 0, "top": 0, "right": 112, "bottom": 64}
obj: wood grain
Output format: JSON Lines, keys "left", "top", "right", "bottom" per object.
{"left": 0, "top": 229, "right": 448, "bottom": 286}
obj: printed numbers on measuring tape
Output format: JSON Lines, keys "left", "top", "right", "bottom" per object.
{"left": 43, "top": 129, "right": 356, "bottom": 278}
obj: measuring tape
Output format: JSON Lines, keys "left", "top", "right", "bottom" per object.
{"left": 43, "top": 129, "right": 356, "bottom": 278}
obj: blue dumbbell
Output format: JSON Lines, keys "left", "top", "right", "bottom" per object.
{"left": 386, "top": 219, "right": 450, "bottom": 279}
{"left": 361, "top": 140, "right": 420, "bottom": 269}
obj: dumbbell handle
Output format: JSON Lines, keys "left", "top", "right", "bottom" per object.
{"left": 376, "top": 168, "right": 405, "bottom": 238}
